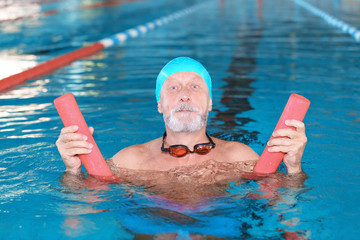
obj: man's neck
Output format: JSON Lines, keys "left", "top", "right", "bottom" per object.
{"left": 164, "top": 127, "right": 209, "bottom": 151}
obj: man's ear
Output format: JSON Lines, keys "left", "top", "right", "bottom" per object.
{"left": 208, "top": 99, "right": 213, "bottom": 112}
{"left": 158, "top": 100, "right": 163, "bottom": 114}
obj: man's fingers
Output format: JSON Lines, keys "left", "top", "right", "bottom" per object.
{"left": 60, "top": 133, "right": 88, "bottom": 142}
{"left": 272, "top": 120, "right": 306, "bottom": 138}
{"left": 89, "top": 127, "right": 94, "bottom": 135}
{"left": 60, "top": 126, "right": 94, "bottom": 140}
{"left": 268, "top": 138, "right": 292, "bottom": 146}
{"left": 60, "top": 125, "right": 78, "bottom": 134}
{"left": 67, "top": 147, "right": 92, "bottom": 156}
{"left": 285, "top": 120, "right": 306, "bottom": 134}
{"left": 273, "top": 129, "right": 296, "bottom": 139}
{"left": 65, "top": 141, "right": 93, "bottom": 150}
{"left": 268, "top": 145, "right": 293, "bottom": 154}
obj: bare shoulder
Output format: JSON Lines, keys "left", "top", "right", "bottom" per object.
{"left": 213, "top": 137, "right": 260, "bottom": 163}
{"left": 111, "top": 138, "right": 160, "bottom": 169}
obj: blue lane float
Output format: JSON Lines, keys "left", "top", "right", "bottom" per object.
{"left": 0, "top": 1, "right": 211, "bottom": 91}
{"left": 294, "top": 0, "right": 360, "bottom": 42}
{"left": 99, "top": 3, "right": 207, "bottom": 47}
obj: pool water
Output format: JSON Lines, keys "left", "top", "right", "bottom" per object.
{"left": 1, "top": 0, "right": 360, "bottom": 239}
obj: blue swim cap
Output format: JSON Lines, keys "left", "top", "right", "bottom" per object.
{"left": 155, "top": 57, "right": 212, "bottom": 102}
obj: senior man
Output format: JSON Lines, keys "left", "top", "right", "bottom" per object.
{"left": 56, "top": 57, "right": 307, "bottom": 177}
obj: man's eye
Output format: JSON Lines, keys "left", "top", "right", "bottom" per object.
{"left": 170, "top": 86, "right": 177, "bottom": 90}
{"left": 192, "top": 85, "right": 199, "bottom": 89}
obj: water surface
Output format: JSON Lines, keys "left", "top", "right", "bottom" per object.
{"left": 1, "top": 0, "right": 360, "bottom": 239}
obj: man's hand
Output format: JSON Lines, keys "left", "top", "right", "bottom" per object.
{"left": 55, "top": 125, "right": 94, "bottom": 175}
{"left": 267, "top": 120, "right": 307, "bottom": 174}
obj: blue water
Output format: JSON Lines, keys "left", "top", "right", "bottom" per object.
{"left": 1, "top": 0, "right": 360, "bottom": 239}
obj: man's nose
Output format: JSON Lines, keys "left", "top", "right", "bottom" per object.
{"left": 180, "top": 87, "right": 191, "bottom": 102}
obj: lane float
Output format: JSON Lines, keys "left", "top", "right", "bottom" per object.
{"left": 54, "top": 93, "right": 113, "bottom": 178}
{"left": 0, "top": 43, "right": 104, "bottom": 91}
{"left": 294, "top": 0, "right": 360, "bottom": 42}
{"left": 0, "top": 1, "right": 210, "bottom": 91}
{"left": 253, "top": 94, "right": 310, "bottom": 175}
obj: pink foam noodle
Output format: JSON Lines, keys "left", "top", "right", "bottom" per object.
{"left": 54, "top": 93, "right": 114, "bottom": 177}
{"left": 253, "top": 94, "right": 310, "bottom": 175}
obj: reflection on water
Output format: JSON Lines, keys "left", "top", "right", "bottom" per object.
{"left": 0, "top": 103, "right": 51, "bottom": 117}
{"left": 58, "top": 160, "right": 308, "bottom": 239}
{"left": 0, "top": 79, "right": 50, "bottom": 99}
{"left": 0, "top": 54, "right": 38, "bottom": 79}
{"left": 0, "top": 103, "right": 52, "bottom": 139}
{"left": 213, "top": 2, "right": 262, "bottom": 145}
{"left": 0, "top": 4, "right": 41, "bottom": 23}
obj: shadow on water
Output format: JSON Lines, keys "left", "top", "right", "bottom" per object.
{"left": 212, "top": 6, "right": 263, "bottom": 146}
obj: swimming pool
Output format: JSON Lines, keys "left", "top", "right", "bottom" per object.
{"left": 1, "top": 0, "right": 360, "bottom": 239}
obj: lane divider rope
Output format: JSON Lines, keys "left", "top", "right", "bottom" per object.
{"left": 0, "top": 1, "right": 209, "bottom": 91}
{"left": 293, "top": 0, "right": 360, "bottom": 43}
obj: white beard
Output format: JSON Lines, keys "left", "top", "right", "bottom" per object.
{"left": 163, "top": 103, "right": 208, "bottom": 133}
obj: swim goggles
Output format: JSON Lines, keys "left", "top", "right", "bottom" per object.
{"left": 161, "top": 132, "right": 216, "bottom": 157}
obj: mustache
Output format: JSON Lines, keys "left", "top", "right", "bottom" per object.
{"left": 172, "top": 104, "right": 200, "bottom": 113}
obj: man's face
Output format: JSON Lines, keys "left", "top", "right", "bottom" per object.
{"left": 158, "top": 71, "right": 212, "bottom": 132}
